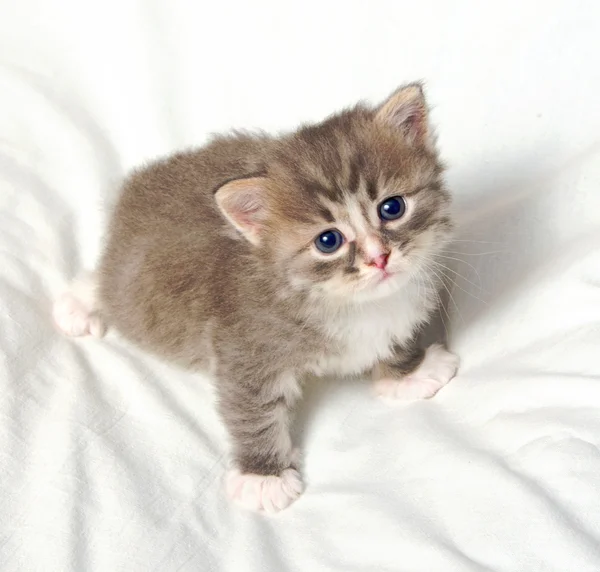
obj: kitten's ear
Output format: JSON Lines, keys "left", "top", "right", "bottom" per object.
{"left": 375, "top": 83, "right": 434, "bottom": 149}
{"left": 215, "top": 176, "right": 269, "bottom": 245}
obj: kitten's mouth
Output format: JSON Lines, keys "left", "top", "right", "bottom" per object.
{"left": 370, "top": 267, "right": 399, "bottom": 286}
{"left": 379, "top": 263, "right": 406, "bottom": 280}
{"left": 368, "top": 263, "right": 411, "bottom": 290}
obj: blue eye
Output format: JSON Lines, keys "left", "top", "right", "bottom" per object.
{"left": 315, "top": 229, "right": 344, "bottom": 254}
{"left": 378, "top": 196, "right": 406, "bottom": 221}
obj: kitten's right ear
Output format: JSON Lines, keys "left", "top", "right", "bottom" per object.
{"left": 214, "top": 176, "right": 269, "bottom": 245}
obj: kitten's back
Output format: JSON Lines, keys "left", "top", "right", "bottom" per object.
{"left": 97, "top": 133, "right": 271, "bottom": 365}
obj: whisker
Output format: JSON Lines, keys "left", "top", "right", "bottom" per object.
{"left": 413, "top": 254, "right": 456, "bottom": 329}
{"left": 424, "top": 260, "right": 488, "bottom": 305}
{"left": 452, "top": 282, "right": 488, "bottom": 305}
{"left": 424, "top": 263, "right": 465, "bottom": 326}
{"left": 448, "top": 239, "right": 504, "bottom": 245}
{"left": 423, "top": 272, "right": 450, "bottom": 339}
{"left": 439, "top": 249, "right": 507, "bottom": 256}
{"left": 425, "top": 257, "right": 489, "bottom": 294}
{"left": 433, "top": 252, "right": 482, "bottom": 272}
{"left": 415, "top": 252, "right": 492, "bottom": 308}
{"left": 431, "top": 253, "right": 485, "bottom": 289}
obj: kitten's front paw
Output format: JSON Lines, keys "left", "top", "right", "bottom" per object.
{"left": 225, "top": 468, "right": 303, "bottom": 513}
{"left": 374, "top": 344, "right": 459, "bottom": 401}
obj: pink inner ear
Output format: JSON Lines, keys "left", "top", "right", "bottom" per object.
{"left": 233, "top": 191, "right": 263, "bottom": 222}
{"left": 236, "top": 202, "right": 262, "bottom": 227}
{"left": 402, "top": 112, "right": 417, "bottom": 131}
{"left": 376, "top": 86, "right": 431, "bottom": 147}
{"left": 215, "top": 176, "right": 269, "bottom": 244}
{"left": 400, "top": 107, "right": 426, "bottom": 141}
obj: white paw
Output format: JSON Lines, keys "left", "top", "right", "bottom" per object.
{"left": 374, "top": 344, "right": 459, "bottom": 401}
{"left": 53, "top": 292, "right": 105, "bottom": 337}
{"left": 225, "top": 468, "right": 303, "bottom": 513}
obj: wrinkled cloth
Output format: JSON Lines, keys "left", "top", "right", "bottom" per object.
{"left": 1, "top": 1, "right": 600, "bottom": 570}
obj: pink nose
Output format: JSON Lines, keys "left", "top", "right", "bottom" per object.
{"left": 368, "top": 253, "right": 389, "bottom": 270}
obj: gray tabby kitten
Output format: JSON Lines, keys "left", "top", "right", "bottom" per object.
{"left": 54, "top": 83, "right": 459, "bottom": 513}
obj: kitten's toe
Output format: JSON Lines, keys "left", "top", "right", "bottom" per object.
{"left": 374, "top": 376, "right": 442, "bottom": 400}
{"left": 225, "top": 468, "right": 303, "bottom": 513}
{"left": 53, "top": 292, "right": 105, "bottom": 338}
{"left": 374, "top": 344, "right": 459, "bottom": 402}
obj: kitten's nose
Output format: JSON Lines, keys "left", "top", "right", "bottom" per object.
{"left": 368, "top": 252, "right": 389, "bottom": 270}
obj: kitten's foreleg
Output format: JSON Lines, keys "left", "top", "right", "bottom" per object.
{"left": 373, "top": 342, "right": 459, "bottom": 401}
{"left": 218, "top": 370, "right": 303, "bottom": 513}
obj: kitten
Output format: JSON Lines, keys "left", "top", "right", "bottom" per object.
{"left": 53, "top": 83, "right": 459, "bottom": 513}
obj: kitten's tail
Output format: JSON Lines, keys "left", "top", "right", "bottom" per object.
{"left": 52, "top": 271, "right": 107, "bottom": 338}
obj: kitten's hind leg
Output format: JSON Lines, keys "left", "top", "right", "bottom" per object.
{"left": 218, "top": 369, "right": 303, "bottom": 514}
{"left": 53, "top": 271, "right": 106, "bottom": 337}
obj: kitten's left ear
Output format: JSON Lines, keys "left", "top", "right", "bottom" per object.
{"left": 215, "top": 176, "right": 269, "bottom": 245}
{"left": 375, "top": 83, "right": 434, "bottom": 149}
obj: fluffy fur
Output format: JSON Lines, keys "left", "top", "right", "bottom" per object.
{"left": 54, "top": 83, "right": 459, "bottom": 512}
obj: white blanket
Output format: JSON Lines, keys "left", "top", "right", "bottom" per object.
{"left": 1, "top": 1, "right": 600, "bottom": 570}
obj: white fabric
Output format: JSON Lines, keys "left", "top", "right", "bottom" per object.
{"left": 1, "top": 1, "right": 600, "bottom": 570}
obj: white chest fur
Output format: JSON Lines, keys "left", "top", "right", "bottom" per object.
{"left": 307, "top": 282, "right": 430, "bottom": 377}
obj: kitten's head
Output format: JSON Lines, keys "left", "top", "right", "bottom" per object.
{"left": 216, "top": 83, "right": 452, "bottom": 304}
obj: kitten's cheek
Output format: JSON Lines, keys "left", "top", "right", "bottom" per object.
{"left": 387, "top": 249, "right": 402, "bottom": 265}
{"left": 387, "top": 254, "right": 410, "bottom": 275}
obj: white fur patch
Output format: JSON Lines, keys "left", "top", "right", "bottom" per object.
{"left": 374, "top": 344, "right": 459, "bottom": 401}
{"left": 53, "top": 274, "right": 105, "bottom": 338}
{"left": 346, "top": 198, "right": 371, "bottom": 241}
{"left": 308, "top": 280, "right": 430, "bottom": 376}
{"left": 225, "top": 468, "right": 303, "bottom": 513}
